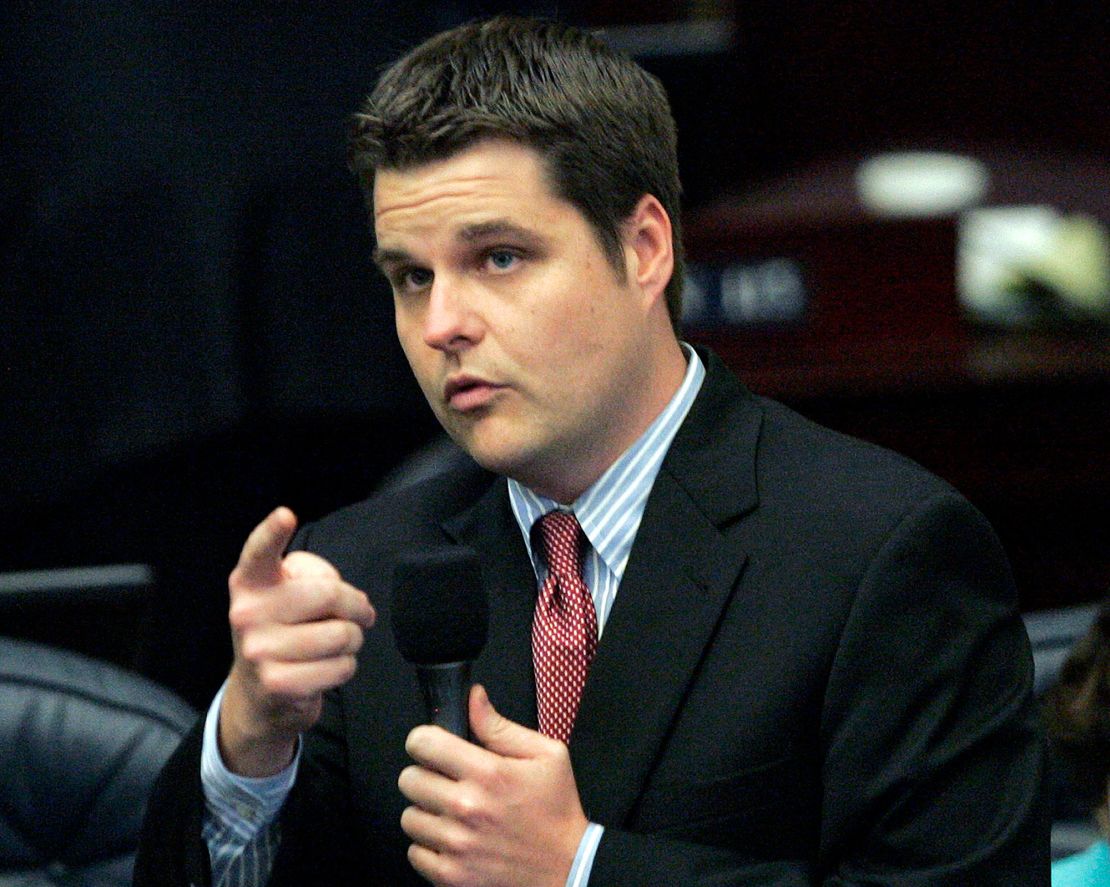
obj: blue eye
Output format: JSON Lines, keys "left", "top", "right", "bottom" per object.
{"left": 400, "top": 268, "right": 433, "bottom": 290}
{"left": 487, "top": 250, "right": 518, "bottom": 271}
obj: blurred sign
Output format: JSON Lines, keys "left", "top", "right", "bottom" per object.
{"left": 683, "top": 258, "right": 809, "bottom": 328}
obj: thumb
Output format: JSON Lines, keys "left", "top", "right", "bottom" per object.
{"left": 283, "top": 550, "right": 341, "bottom": 580}
{"left": 468, "top": 684, "right": 547, "bottom": 758}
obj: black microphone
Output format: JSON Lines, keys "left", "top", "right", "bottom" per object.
{"left": 391, "top": 547, "right": 488, "bottom": 738}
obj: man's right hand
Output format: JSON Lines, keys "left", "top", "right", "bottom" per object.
{"left": 217, "top": 507, "right": 377, "bottom": 777}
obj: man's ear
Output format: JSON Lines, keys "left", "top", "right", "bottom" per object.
{"left": 623, "top": 194, "right": 674, "bottom": 311}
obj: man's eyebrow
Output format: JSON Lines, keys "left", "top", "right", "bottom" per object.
{"left": 459, "top": 220, "right": 543, "bottom": 246}
{"left": 372, "top": 221, "right": 544, "bottom": 268}
{"left": 371, "top": 247, "right": 410, "bottom": 269}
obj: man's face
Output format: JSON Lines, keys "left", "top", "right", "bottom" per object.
{"left": 373, "top": 139, "right": 664, "bottom": 502}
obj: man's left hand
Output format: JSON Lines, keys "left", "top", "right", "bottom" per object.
{"left": 399, "top": 684, "right": 589, "bottom": 887}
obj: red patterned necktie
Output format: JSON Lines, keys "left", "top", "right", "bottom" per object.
{"left": 531, "top": 511, "right": 598, "bottom": 744}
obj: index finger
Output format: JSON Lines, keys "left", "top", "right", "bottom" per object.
{"left": 235, "top": 506, "right": 298, "bottom": 587}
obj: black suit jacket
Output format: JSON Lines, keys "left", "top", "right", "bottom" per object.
{"left": 137, "top": 349, "right": 1049, "bottom": 885}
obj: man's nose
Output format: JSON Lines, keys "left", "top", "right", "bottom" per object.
{"left": 422, "top": 274, "right": 481, "bottom": 352}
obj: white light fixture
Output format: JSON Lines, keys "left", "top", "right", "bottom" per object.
{"left": 856, "top": 151, "right": 990, "bottom": 218}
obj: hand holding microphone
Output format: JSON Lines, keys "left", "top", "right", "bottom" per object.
{"left": 392, "top": 547, "right": 587, "bottom": 887}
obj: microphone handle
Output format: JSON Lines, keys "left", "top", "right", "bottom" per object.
{"left": 415, "top": 661, "right": 472, "bottom": 738}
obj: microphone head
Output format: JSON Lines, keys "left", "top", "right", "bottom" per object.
{"left": 391, "top": 546, "right": 488, "bottom": 665}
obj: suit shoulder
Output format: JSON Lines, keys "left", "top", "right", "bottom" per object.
{"left": 682, "top": 352, "right": 960, "bottom": 524}
{"left": 754, "top": 393, "right": 957, "bottom": 506}
{"left": 743, "top": 396, "right": 989, "bottom": 561}
{"left": 296, "top": 454, "right": 496, "bottom": 554}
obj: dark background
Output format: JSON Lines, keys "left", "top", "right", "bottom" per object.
{"left": 3, "top": 1, "right": 1107, "bottom": 707}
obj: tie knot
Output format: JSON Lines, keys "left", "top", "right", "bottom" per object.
{"left": 535, "top": 510, "right": 585, "bottom": 577}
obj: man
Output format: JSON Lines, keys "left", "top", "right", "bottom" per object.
{"left": 137, "top": 16, "right": 1049, "bottom": 886}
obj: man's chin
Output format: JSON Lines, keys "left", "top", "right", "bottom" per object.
{"left": 453, "top": 431, "right": 538, "bottom": 486}
{"left": 464, "top": 445, "right": 527, "bottom": 480}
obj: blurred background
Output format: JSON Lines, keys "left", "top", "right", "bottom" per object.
{"left": 2, "top": 0, "right": 1107, "bottom": 715}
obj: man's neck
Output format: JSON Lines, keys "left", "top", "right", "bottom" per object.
{"left": 534, "top": 338, "right": 687, "bottom": 503}
{"left": 516, "top": 339, "right": 698, "bottom": 507}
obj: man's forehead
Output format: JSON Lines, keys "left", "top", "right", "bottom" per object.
{"left": 372, "top": 169, "right": 569, "bottom": 251}
{"left": 372, "top": 180, "right": 534, "bottom": 237}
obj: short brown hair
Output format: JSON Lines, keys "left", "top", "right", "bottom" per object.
{"left": 348, "top": 16, "right": 685, "bottom": 330}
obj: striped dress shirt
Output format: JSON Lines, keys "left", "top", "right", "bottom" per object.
{"left": 199, "top": 345, "right": 705, "bottom": 887}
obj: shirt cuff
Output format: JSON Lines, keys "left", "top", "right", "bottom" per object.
{"left": 566, "top": 822, "right": 604, "bottom": 887}
{"left": 200, "top": 680, "right": 301, "bottom": 839}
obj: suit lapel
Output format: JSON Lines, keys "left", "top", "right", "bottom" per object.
{"left": 570, "top": 350, "right": 764, "bottom": 826}
{"left": 442, "top": 479, "right": 539, "bottom": 729}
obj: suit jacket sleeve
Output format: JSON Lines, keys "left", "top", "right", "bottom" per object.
{"left": 587, "top": 492, "right": 1049, "bottom": 885}
{"left": 134, "top": 717, "right": 213, "bottom": 886}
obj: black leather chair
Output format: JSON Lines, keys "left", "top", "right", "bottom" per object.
{"left": 0, "top": 637, "right": 196, "bottom": 886}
